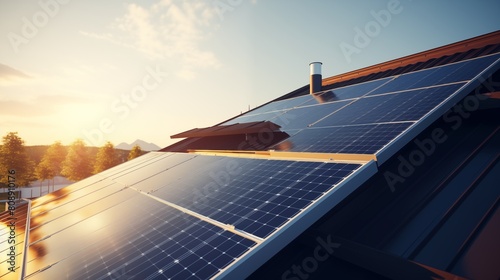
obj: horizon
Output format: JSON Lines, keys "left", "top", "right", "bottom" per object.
{"left": 10, "top": 138, "right": 162, "bottom": 150}
{"left": 1, "top": 0, "right": 499, "bottom": 147}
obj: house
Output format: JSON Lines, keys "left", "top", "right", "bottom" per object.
{"left": 1, "top": 31, "right": 499, "bottom": 280}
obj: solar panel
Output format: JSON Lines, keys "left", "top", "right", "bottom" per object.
{"left": 272, "top": 54, "right": 500, "bottom": 163}
{"left": 375, "top": 54, "right": 500, "bottom": 163}
{"left": 416, "top": 53, "right": 500, "bottom": 88}
{"left": 313, "top": 83, "right": 465, "bottom": 127}
{"left": 136, "top": 158, "right": 362, "bottom": 238}
{"left": 270, "top": 100, "right": 351, "bottom": 130}
{"left": 26, "top": 194, "right": 256, "bottom": 280}
{"left": 368, "top": 54, "right": 500, "bottom": 96}
{"left": 274, "top": 123, "right": 413, "bottom": 154}
{"left": 9, "top": 152, "right": 372, "bottom": 279}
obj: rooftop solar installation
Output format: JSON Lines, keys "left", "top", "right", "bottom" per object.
{"left": 272, "top": 53, "right": 500, "bottom": 163}
{"left": 2, "top": 34, "right": 499, "bottom": 279}
{"left": 128, "top": 157, "right": 363, "bottom": 238}
{"left": 2, "top": 151, "right": 375, "bottom": 279}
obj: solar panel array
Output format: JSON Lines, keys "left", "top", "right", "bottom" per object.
{"left": 1, "top": 52, "right": 499, "bottom": 280}
{"left": 224, "top": 54, "right": 500, "bottom": 161}
{"left": 1, "top": 152, "right": 368, "bottom": 279}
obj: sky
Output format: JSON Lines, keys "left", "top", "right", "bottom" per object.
{"left": 0, "top": 0, "right": 499, "bottom": 148}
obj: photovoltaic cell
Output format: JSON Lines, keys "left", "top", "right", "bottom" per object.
{"left": 314, "top": 83, "right": 465, "bottom": 127}
{"left": 273, "top": 123, "right": 414, "bottom": 154}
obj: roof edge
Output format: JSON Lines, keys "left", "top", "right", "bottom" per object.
{"left": 323, "top": 30, "right": 500, "bottom": 86}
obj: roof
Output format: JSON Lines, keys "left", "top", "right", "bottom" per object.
{"left": 1, "top": 31, "right": 499, "bottom": 280}
{"left": 249, "top": 101, "right": 500, "bottom": 280}
{"left": 275, "top": 30, "right": 500, "bottom": 101}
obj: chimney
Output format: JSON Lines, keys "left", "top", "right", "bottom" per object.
{"left": 309, "top": 62, "right": 322, "bottom": 94}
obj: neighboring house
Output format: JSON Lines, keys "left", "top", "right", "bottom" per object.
{"left": 1, "top": 31, "right": 499, "bottom": 280}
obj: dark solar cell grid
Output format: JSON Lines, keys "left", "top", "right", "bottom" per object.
{"left": 274, "top": 123, "right": 413, "bottom": 154}
{"left": 272, "top": 100, "right": 351, "bottom": 130}
{"left": 368, "top": 54, "right": 499, "bottom": 96}
{"left": 27, "top": 195, "right": 256, "bottom": 280}
{"left": 314, "top": 83, "right": 464, "bottom": 127}
{"left": 136, "top": 158, "right": 361, "bottom": 238}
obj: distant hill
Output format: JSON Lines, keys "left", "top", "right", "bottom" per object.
{"left": 116, "top": 139, "right": 161, "bottom": 151}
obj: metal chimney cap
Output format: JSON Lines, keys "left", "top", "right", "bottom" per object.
{"left": 309, "top": 62, "right": 322, "bottom": 75}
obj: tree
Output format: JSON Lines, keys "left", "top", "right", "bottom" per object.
{"left": 43, "top": 141, "right": 66, "bottom": 176}
{"left": 61, "top": 139, "right": 92, "bottom": 181}
{"left": 0, "top": 132, "right": 36, "bottom": 186}
{"left": 35, "top": 160, "right": 55, "bottom": 187}
{"left": 127, "top": 145, "right": 143, "bottom": 160}
{"left": 35, "top": 141, "right": 67, "bottom": 184}
{"left": 93, "top": 141, "right": 119, "bottom": 174}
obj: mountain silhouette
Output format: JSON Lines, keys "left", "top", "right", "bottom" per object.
{"left": 116, "top": 139, "right": 161, "bottom": 151}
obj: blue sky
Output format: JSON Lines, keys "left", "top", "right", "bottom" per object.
{"left": 0, "top": 0, "right": 499, "bottom": 147}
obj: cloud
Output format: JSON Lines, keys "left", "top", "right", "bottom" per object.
{"left": 0, "top": 63, "right": 31, "bottom": 82}
{"left": 81, "top": 0, "right": 223, "bottom": 79}
{"left": 0, "top": 95, "right": 90, "bottom": 116}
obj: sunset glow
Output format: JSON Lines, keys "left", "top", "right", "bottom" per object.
{"left": 1, "top": 0, "right": 499, "bottom": 148}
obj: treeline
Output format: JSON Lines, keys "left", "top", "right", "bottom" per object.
{"left": 0, "top": 132, "right": 146, "bottom": 187}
